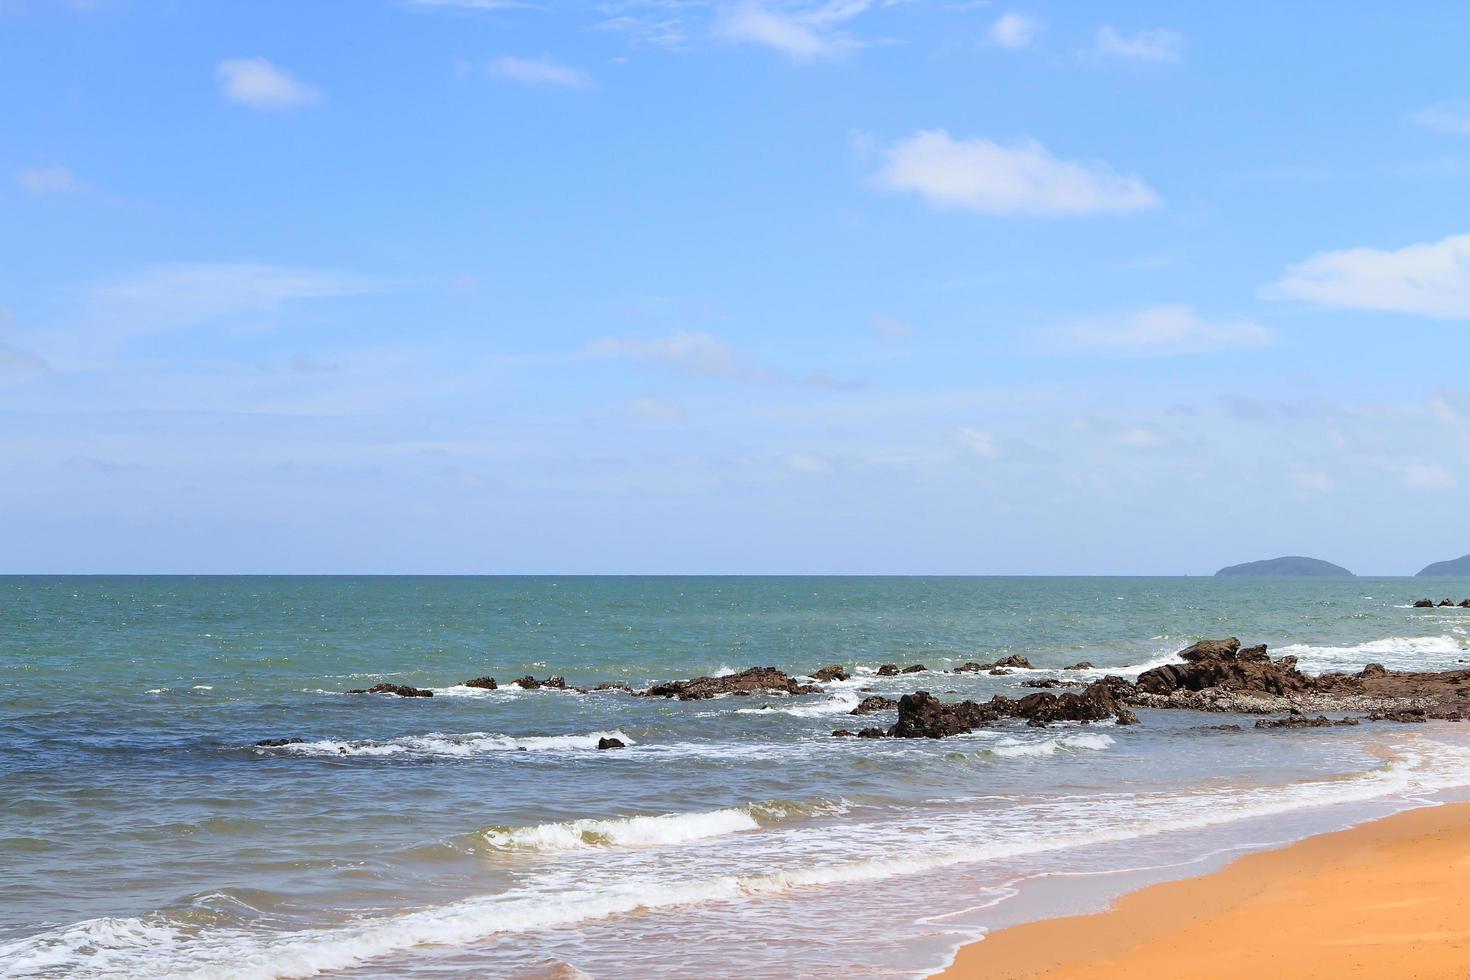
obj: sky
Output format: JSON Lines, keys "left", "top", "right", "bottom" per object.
{"left": 3, "top": 0, "right": 1470, "bottom": 575}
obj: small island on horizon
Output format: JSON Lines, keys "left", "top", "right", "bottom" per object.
{"left": 1215, "top": 556, "right": 1355, "bottom": 578}
{"left": 1417, "top": 554, "right": 1470, "bottom": 577}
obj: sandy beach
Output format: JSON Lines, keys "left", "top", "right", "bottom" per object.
{"left": 939, "top": 801, "right": 1470, "bottom": 979}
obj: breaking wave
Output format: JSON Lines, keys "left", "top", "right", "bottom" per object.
{"left": 251, "top": 731, "right": 634, "bottom": 759}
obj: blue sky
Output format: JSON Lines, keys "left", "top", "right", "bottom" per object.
{"left": 4, "top": 0, "right": 1470, "bottom": 574}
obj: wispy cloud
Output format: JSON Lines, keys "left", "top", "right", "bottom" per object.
{"left": 1263, "top": 232, "right": 1470, "bottom": 318}
{"left": 956, "top": 426, "right": 996, "bottom": 458}
{"left": 987, "top": 12, "right": 1040, "bottom": 50}
{"left": 216, "top": 57, "right": 321, "bottom": 109}
{"left": 1042, "top": 306, "right": 1274, "bottom": 356}
{"left": 1413, "top": 101, "right": 1470, "bottom": 135}
{"left": 490, "top": 55, "right": 592, "bottom": 89}
{"left": 16, "top": 166, "right": 88, "bottom": 195}
{"left": 715, "top": 1, "right": 883, "bottom": 62}
{"left": 1095, "top": 26, "right": 1184, "bottom": 64}
{"left": 876, "top": 129, "right": 1160, "bottom": 216}
{"left": 580, "top": 328, "right": 862, "bottom": 389}
{"left": 870, "top": 314, "right": 914, "bottom": 339}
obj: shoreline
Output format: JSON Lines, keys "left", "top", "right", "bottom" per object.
{"left": 935, "top": 801, "right": 1470, "bottom": 979}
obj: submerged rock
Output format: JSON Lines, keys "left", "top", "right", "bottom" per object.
{"left": 1064, "top": 661, "right": 1094, "bottom": 670}
{"left": 591, "top": 682, "right": 632, "bottom": 692}
{"left": 515, "top": 675, "right": 567, "bottom": 691}
{"left": 1366, "top": 708, "right": 1428, "bottom": 723}
{"left": 463, "top": 676, "right": 498, "bottom": 690}
{"left": 640, "top": 666, "right": 819, "bottom": 701}
{"left": 900, "top": 664, "right": 927, "bottom": 674}
{"left": 875, "top": 664, "right": 900, "bottom": 676}
{"left": 954, "top": 655, "right": 1033, "bottom": 673}
{"left": 1413, "top": 598, "right": 1436, "bottom": 608}
{"left": 811, "top": 665, "right": 849, "bottom": 682}
{"left": 254, "top": 737, "right": 304, "bottom": 747}
{"left": 345, "top": 683, "right": 433, "bottom": 698}
{"left": 596, "top": 737, "right": 626, "bottom": 749}
{"left": 1255, "top": 712, "right": 1358, "bottom": 729}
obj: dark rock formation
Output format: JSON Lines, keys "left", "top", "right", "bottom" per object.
{"left": 255, "top": 737, "right": 304, "bottom": 747}
{"left": 515, "top": 675, "right": 567, "bottom": 690}
{"left": 856, "top": 727, "right": 885, "bottom": 738}
{"left": 953, "top": 655, "right": 1033, "bottom": 673}
{"left": 1023, "top": 679, "right": 1066, "bottom": 689}
{"left": 1462, "top": 600, "right": 1470, "bottom": 608}
{"left": 876, "top": 664, "right": 900, "bottom": 676}
{"left": 1441, "top": 599, "right": 1457, "bottom": 607}
{"left": 1064, "top": 661, "right": 1094, "bottom": 670}
{"left": 591, "top": 682, "right": 632, "bottom": 692}
{"left": 596, "top": 737, "right": 626, "bottom": 749}
{"left": 887, "top": 679, "right": 1134, "bottom": 738}
{"left": 901, "top": 664, "right": 927, "bottom": 674}
{"left": 1135, "top": 641, "right": 1311, "bottom": 698}
{"left": 850, "top": 695, "right": 899, "bottom": 715}
{"left": 889, "top": 692, "right": 1000, "bottom": 738}
{"left": 831, "top": 729, "right": 856, "bottom": 737}
{"left": 463, "top": 676, "right": 498, "bottom": 690}
{"left": 1255, "top": 713, "right": 1357, "bottom": 729}
{"left": 1367, "top": 708, "right": 1428, "bottom": 723}
{"left": 346, "top": 683, "right": 433, "bottom": 697}
{"left": 640, "top": 666, "right": 819, "bottom": 701}
{"left": 811, "top": 665, "right": 849, "bottom": 682}
{"left": 1413, "top": 599, "right": 1436, "bottom": 608}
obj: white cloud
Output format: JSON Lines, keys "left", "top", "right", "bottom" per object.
{"left": 876, "top": 129, "right": 1160, "bottom": 216}
{"left": 1264, "top": 233, "right": 1470, "bottom": 318}
{"left": 784, "top": 451, "right": 833, "bottom": 475}
{"left": 87, "top": 263, "right": 379, "bottom": 343}
{"left": 956, "top": 426, "right": 996, "bottom": 458}
{"left": 1095, "top": 26, "right": 1184, "bottom": 63}
{"left": 988, "top": 12, "right": 1040, "bottom": 49}
{"left": 716, "top": 1, "right": 878, "bottom": 62}
{"left": 17, "top": 166, "right": 87, "bottom": 194}
{"left": 580, "top": 328, "right": 862, "bottom": 389}
{"left": 1413, "top": 102, "right": 1470, "bottom": 135}
{"left": 628, "top": 395, "right": 685, "bottom": 422}
{"left": 490, "top": 55, "right": 591, "bottom": 89}
{"left": 870, "top": 314, "right": 914, "bottom": 339}
{"left": 216, "top": 58, "right": 321, "bottom": 109}
{"left": 1044, "top": 306, "right": 1274, "bottom": 356}
{"left": 1403, "top": 462, "right": 1457, "bottom": 490}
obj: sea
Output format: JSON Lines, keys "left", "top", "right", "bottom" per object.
{"left": 4, "top": 575, "right": 1470, "bottom": 979}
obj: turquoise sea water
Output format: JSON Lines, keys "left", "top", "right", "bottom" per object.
{"left": 4, "top": 575, "right": 1470, "bottom": 978}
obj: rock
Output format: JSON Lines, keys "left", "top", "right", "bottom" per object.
{"left": 1114, "top": 708, "right": 1140, "bottom": 725}
{"left": 1064, "top": 661, "right": 1094, "bottom": 670}
{"left": 876, "top": 664, "right": 900, "bottom": 676}
{"left": 901, "top": 664, "right": 927, "bottom": 674}
{"left": 1255, "top": 713, "right": 1358, "bottom": 729}
{"left": 1360, "top": 663, "right": 1388, "bottom": 678}
{"left": 1023, "top": 679, "right": 1065, "bottom": 689}
{"left": 953, "top": 655, "right": 1033, "bottom": 673}
{"left": 1367, "top": 708, "right": 1428, "bottom": 723}
{"left": 255, "top": 737, "right": 303, "bottom": 747}
{"left": 888, "top": 691, "right": 1000, "bottom": 739}
{"left": 1237, "top": 645, "right": 1270, "bottom": 661}
{"left": 1440, "top": 599, "right": 1456, "bottom": 607}
{"left": 591, "top": 682, "right": 632, "bottom": 692}
{"left": 1005, "top": 680, "right": 1127, "bottom": 727}
{"left": 640, "top": 667, "right": 819, "bottom": 701}
{"left": 1413, "top": 599, "right": 1436, "bottom": 608}
{"left": 993, "top": 655, "right": 1033, "bottom": 669}
{"left": 831, "top": 729, "right": 856, "bottom": 737}
{"left": 1178, "top": 637, "right": 1241, "bottom": 662}
{"left": 463, "top": 676, "right": 498, "bottom": 690}
{"left": 1461, "top": 600, "right": 1470, "bottom": 608}
{"left": 811, "top": 665, "right": 849, "bottom": 682}
{"left": 596, "top": 737, "right": 626, "bottom": 749}
{"left": 856, "top": 727, "right": 886, "bottom": 738}
{"left": 346, "top": 683, "right": 433, "bottom": 697}
{"left": 989, "top": 668, "right": 1012, "bottom": 676}
{"left": 515, "top": 675, "right": 568, "bottom": 690}
{"left": 850, "top": 695, "right": 899, "bottom": 715}
{"left": 1195, "top": 724, "right": 1244, "bottom": 732}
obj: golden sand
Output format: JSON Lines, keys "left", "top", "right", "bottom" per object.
{"left": 938, "top": 803, "right": 1470, "bottom": 979}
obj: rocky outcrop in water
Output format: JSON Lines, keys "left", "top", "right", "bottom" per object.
{"left": 345, "top": 683, "right": 433, "bottom": 697}
{"left": 884, "top": 678, "right": 1136, "bottom": 738}
{"left": 463, "top": 676, "right": 498, "bottom": 690}
{"left": 850, "top": 695, "right": 898, "bottom": 715}
{"left": 515, "top": 675, "right": 568, "bottom": 691}
{"left": 1255, "top": 712, "right": 1358, "bottom": 729}
{"left": 953, "top": 655, "right": 1034, "bottom": 673}
{"left": 596, "top": 737, "right": 626, "bottom": 749}
{"left": 811, "top": 665, "right": 849, "bottom": 682}
{"left": 255, "top": 737, "right": 304, "bottom": 747}
{"left": 1414, "top": 599, "right": 1436, "bottom": 608}
{"left": 591, "top": 682, "right": 632, "bottom": 692}
{"left": 1064, "top": 661, "right": 1094, "bottom": 670}
{"left": 640, "top": 667, "right": 819, "bottom": 701}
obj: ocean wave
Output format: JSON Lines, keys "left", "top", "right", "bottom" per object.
{"left": 984, "top": 732, "right": 1116, "bottom": 758}
{"left": 1275, "top": 635, "right": 1469, "bottom": 673}
{"left": 251, "top": 730, "right": 634, "bottom": 759}
{"left": 733, "top": 691, "right": 860, "bottom": 718}
{"left": 479, "top": 799, "right": 846, "bottom": 853}
{"left": 16, "top": 737, "right": 1470, "bottom": 980}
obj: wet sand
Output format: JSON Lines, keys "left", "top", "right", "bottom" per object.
{"left": 938, "top": 802, "right": 1470, "bottom": 979}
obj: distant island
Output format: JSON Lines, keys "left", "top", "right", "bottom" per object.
{"left": 1215, "top": 556, "right": 1355, "bottom": 578}
{"left": 1417, "top": 554, "right": 1470, "bottom": 577}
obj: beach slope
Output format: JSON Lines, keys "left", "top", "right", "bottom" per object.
{"left": 938, "top": 803, "right": 1470, "bottom": 979}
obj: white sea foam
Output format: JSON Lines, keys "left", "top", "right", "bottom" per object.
{"left": 254, "top": 731, "right": 634, "bottom": 759}
{"left": 15, "top": 737, "right": 1470, "bottom": 980}
{"left": 734, "top": 691, "right": 860, "bottom": 717}
{"left": 986, "top": 733, "right": 1116, "bottom": 758}
{"left": 482, "top": 807, "right": 761, "bottom": 851}
{"left": 1275, "top": 635, "right": 1469, "bottom": 673}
